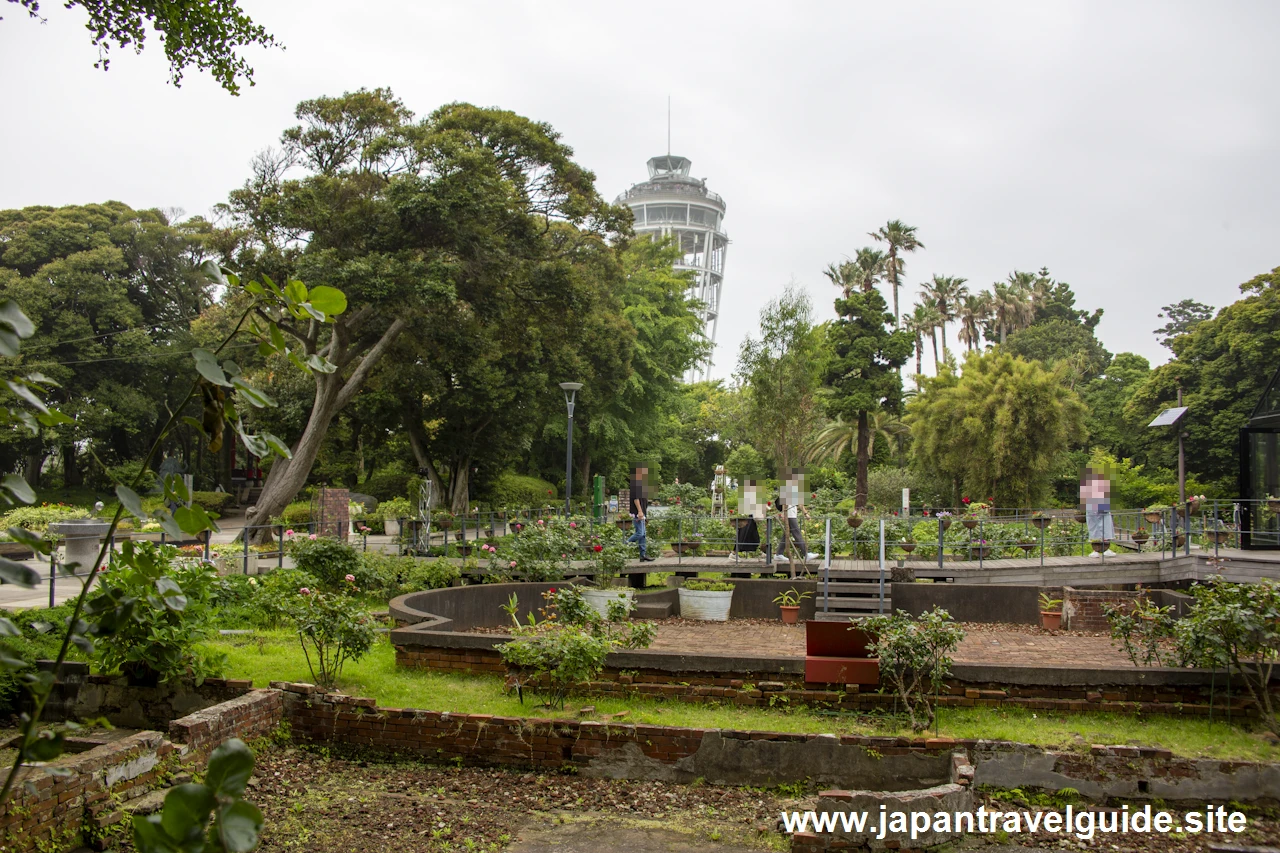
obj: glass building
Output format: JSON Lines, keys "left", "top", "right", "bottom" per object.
{"left": 1240, "top": 363, "right": 1280, "bottom": 549}
{"left": 616, "top": 155, "right": 727, "bottom": 382}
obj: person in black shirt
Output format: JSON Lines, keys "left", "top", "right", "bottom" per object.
{"left": 627, "top": 464, "right": 656, "bottom": 562}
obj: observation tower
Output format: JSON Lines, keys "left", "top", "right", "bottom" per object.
{"left": 616, "top": 155, "right": 727, "bottom": 382}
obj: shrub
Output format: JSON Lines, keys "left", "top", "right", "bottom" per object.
{"left": 1175, "top": 577, "right": 1280, "bottom": 733}
{"left": 357, "top": 551, "right": 459, "bottom": 597}
{"left": 505, "top": 518, "right": 577, "bottom": 581}
{"left": 282, "top": 586, "right": 377, "bottom": 687}
{"left": 379, "top": 497, "right": 413, "bottom": 520}
{"left": 497, "top": 587, "right": 654, "bottom": 709}
{"left": 1102, "top": 598, "right": 1175, "bottom": 668}
{"left": 1, "top": 503, "right": 88, "bottom": 531}
{"left": 278, "top": 501, "right": 313, "bottom": 526}
{"left": 487, "top": 472, "right": 558, "bottom": 509}
{"left": 191, "top": 491, "right": 235, "bottom": 515}
{"left": 862, "top": 607, "right": 965, "bottom": 732}
{"left": 287, "top": 536, "right": 361, "bottom": 591}
{"left": 85, "top": 542, "right": 224, "bottom": 684}
{"left": 359, "top": 471, "right": 413, "bottom": 503}
{"left": 683, "top": 579, "right": 734, "bottom": 592}
{"left": 105, "top": 460, "right": 156, "bottom": 492}
{"left": 0, "top": 603, "right": 81, "bottom": 715}
{"left": 657, "top": 481, "right": 706, "bottom": 508}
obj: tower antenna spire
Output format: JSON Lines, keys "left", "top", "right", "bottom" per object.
{"left": 667, "top": 95, "right": 671, "bottom": 155}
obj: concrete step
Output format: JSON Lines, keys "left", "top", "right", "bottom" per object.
{"left": 633, "top": 601, "right": 672, "bottom": 619}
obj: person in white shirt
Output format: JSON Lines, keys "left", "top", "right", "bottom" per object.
{"left": 775, "top": 470, "right": 819, "bottom": 561}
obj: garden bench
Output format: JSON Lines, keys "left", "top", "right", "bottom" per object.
{"left": 804, "top": 619, "right": 880, "bottom": 685}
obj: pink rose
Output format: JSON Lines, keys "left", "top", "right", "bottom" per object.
{"left": 285, "top": 529, "right": 295, "bottom": 537}
{"left": 299, "top": 587, "right": 311, "bottom": 595}
{"left": 308, "top": 534, "right": 317, "bottom": 540}
{"left": 509, "top": 560, "right": 517, "bottom": 568}
{"left": 569, "top": 522, "right": 577, "bottom": 529}
{"left": 345, "top": 574, "right": 355, "bottom": 582}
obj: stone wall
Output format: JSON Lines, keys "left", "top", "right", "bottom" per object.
{"left": 0, "top": 688, "right": 283, "bottom": 853}
{"left": 39, "top": 672, "right": 256, "bottom": 729}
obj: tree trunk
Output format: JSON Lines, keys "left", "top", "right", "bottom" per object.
{"left": 855, "top": 410, "right": 870, "bottom": 510}
{"left": 62, "top": 443, "right": 82, "bottom": 487}
{"left": 940, "top": 322, "right": 949, "bottom": 364}
{"left": 931, "top": 331, "right": 940, "bottom": 376}
{"left": 449, "top": 459, "right": 470, "bottom": 515}
{"left": 915, "top": 338, "right": 923, "bottom": 387}
{"left": 244, "top": 317, "right": 408, "bottom": 541}
{"left": 23, "top": 446, "right": 45, "bottom": 489}
{"left": 889, "top": 250, "right": 900, "bottom": 326}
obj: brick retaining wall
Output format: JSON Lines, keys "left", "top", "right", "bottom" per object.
{"left": 0, "top": 688, "right": 284, "bottom": 853}
{"left": 1063, "top": 587, "right": 1143, "bottom": 631}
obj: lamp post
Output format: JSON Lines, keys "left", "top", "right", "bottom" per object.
{"left": 559, "top": 382, "right": 583, "bottom": 515}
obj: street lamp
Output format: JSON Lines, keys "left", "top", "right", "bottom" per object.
{"left": 559, "top": 382, "right": 583, "bottom": 515}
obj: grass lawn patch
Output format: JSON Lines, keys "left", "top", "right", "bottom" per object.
{"left": 205, "top": 632, "right": 1280, "bottom": 762}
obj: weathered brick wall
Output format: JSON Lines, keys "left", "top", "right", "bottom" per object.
{"left": 316, "top": 487, "right": 350, "bottom": 541}
{"left": 0, "top": 689, "right": 285, "bottom": 852}
{"left": 1063, "top": 587, "right": 1143, "bottom": 631}
{"left": 43, "top": 674, "right": 255, "bottom": 729}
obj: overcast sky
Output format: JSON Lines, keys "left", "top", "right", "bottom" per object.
{"left": 3, "top": 0, "right": 1277, "bottom": 380}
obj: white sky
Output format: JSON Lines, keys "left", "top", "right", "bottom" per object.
{"left": 3, "top": 0, "right": 1277, "bottom": 380}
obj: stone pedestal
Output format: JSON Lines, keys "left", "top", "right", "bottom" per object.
{"left": 48, "top": 519, "right": 112, "bottom": 572}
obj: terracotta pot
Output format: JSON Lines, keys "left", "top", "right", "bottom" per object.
{"left": 962, "top": 518, "right": 979, "bottom": 530}
{"left": 1040, "top": 611, "right": 1062, "bottom": 631}
{"left": 779, "top": 605, "right": 800, "bottom": 625}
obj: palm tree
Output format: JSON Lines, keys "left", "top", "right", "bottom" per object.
{"left": 915, "top": 301, "right": 943, "bottom": 375}
{"left": 957, "top": 293, "right": 990, "bottom": 351}
{"left": 850, "top": 247, "right": 887, "bottom": 293}
{"left": 870, "top": 220, "right": 924, "bottom": 326}
{"left": 920, "top": 274, "right": 969, "bottom": 361}
{"left": 903, "top": 303, "right": 933, "bottom": 387}
{"left": 805, "top": 411, "right": 910, "bottom": 464}
{"left": 991, "top": 281, "right": 1033, "bottom": 344}
{"left": 823, "top": 261, "right": 860, "bottom": 298}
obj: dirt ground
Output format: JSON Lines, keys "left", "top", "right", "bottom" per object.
{"left": 103, "top": 744, "right": 1280, "bottom": 853}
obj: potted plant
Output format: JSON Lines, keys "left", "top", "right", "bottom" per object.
{"left": 581, "top": 540, "right": 635, "bottom": 617}
{"left": 678, "top": 579, "right": 735, "bottom": 621}
{"left": 1179, "top": 494, "right": 1207, "bottom": 517}
{"left": 900, "top": 537, "right": 917, "bottom": 555}
{"left": 961, "top": 516, "right": 980, "bottom": 530}
{"left": 1132, "top": 527, "right": 1150, "bottom": 547}
{"left": 847, "top": 514, "right": 864, "bottom": 529}
{"left": 1090, "top": 540, "right": 1109, "bottom": 554}
{"left": 1029, "top": 511, "right": 1051, "bottom": 530}
{"left": 1074, "top": 511, "right": 1087, "bottom": 525}
{"left": 936, "top": 510, "right": 953, "bottom": 532}
{"left": 1267, "top": 495, "right": 1280, "bottom": 513}
{"left": 971, "top": 539, "right": 991, "bottom": 558}
{"left": 1039, "top": 592, "right": 1063, "bottom": 631}
{"left": 434, "top": 511, "right": 455, "bottom": 530}
{"left": 772, "top": 587, "right": 812, "bottom": 625}
{"left": 1143, "top": 505, "right": 1168, "bottom": 524}
{"left": 1017, "top": 536, "right": 1037, "bottom": 553}
{"left": 380, "top": 497, "right": 412, "bottom": 537}
{"left": 616, "top": 511, "right": 634, "bottom": 530}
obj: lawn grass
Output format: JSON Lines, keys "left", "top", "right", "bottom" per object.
{"left": 205, "top": 631, "right": 1280, "bottom": 762}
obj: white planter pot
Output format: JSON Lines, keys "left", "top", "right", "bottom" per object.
{"left": 678, "top": 588, "right": 733, "bottom": 621}
{"left": 581, "top": 587, "right": 636, "bottom": 619}
{"left": 384, "top": 517, "right": 401, "bottom": 536}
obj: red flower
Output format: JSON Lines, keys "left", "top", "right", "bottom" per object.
{"left": 962, "top": 497, "right": 971, "bottom": 504}
{"left": 593, "top": 544, "right": 603, "bottom": 552}
{"left": 549, "top": 587, "right": 557, "bottom": 594}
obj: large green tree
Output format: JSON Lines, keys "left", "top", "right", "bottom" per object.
{"left": 0, "top": 202, "right": 216, "bottom": 487}
{"left": 908, "top": 350, "right": 1087, "bottom": 506}
{"left": 736, "top": 285, "right": 827, "bottom": 474}
{"left": 869, "top": 220, "right": 924, "bottom": 326}
{"left": 1002, "top": 318, "right": 1112, "bottom": 387}
{"left": 221, "top": 90, "right": 628, "bottom": 530}
{"left": 1127, "top": 267, "right": 1280, "bottom": 487}
{"left": 823, "top": 269, "right": 912, "bottom": 509}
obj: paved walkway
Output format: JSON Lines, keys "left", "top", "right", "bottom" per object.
{"left": 645, "top": 620, "right": 1141, "bottom": 669}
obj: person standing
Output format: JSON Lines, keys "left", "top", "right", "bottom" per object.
{"left": 775, "top": 471, "right": 819, "bottom": 561}
{"left": 628, "top": 465, "right": 656, "bottom": 562}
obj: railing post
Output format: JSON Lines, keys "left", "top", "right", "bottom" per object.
{"left": 937, "top": 519, "right": 944, "bottom": 570}
{"left": 878, "top": 519, "right": 886, "bottom": 614}
{"left": 765, "top": 517, "right": 772, "bottom": 567}
{"left": 278, "top": 525, "right": 284, "bottom": 569}
{"left": 49, "top": 546, "right": 56, "bottom": 609}
{"left": 243, "top": 529, "right": 250, "bottom": 575}
{"left": 823, "top": 517, "right": 831, "bottom": 614}
{"left": 979, "top": 520, "right": 985, "bottom": 568}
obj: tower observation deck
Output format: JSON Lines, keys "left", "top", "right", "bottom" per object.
{"left": 616, "top": 155, "right": 727, "bottom": 383}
